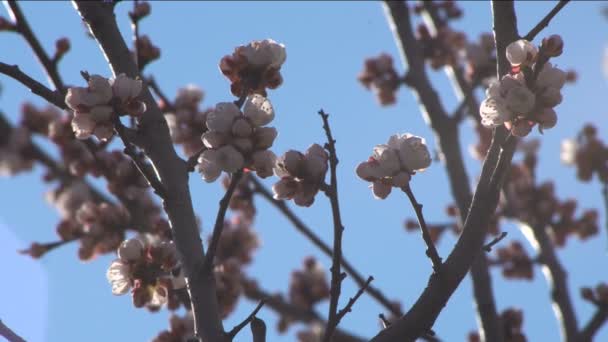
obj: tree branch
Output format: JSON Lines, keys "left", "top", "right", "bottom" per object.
{"left": 483, "top": 232, "right": 508, "bottom": 252}
{"left": 249, "top": 175, "right": 402, "bottom": 317}
{"left": 523, "top": 0, "right": 570, "bottom": 41}
{"left": 72, "top": 2, "right": 227, "bottom": 340}
{"left": 203, "top": 170, "right": 243, "bottom": 272}
{"left": 370, "top": 2, "right": 519, "bottom": 340}
{"left": 0, "top": 320, "right": 26, "bottom": 342}
{"left": 5, "top": 0, "right": 65, "bottom": 92}
{"left": 579, "top": 306, "right": 608, "bottom": 342}
{"left": 518, "top": 221, "right": 578, "bottom": 341}
{"left": 334, "top": 276, "right": 374, "bottom": 327}
{"left": 317, "top": 109, "right": 347, "bottom": 342}
{"left": 401, "top": 183, "right": 442, "bottom": 272}
{"left": 0, "top": 62, "right": 66, "bottom": 109}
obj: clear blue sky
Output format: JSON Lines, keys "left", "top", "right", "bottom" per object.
{"left": 1, "top": 1, "right": 607, "bottom": 341}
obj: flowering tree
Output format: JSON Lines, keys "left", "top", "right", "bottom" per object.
{"left": 1, "top": 1, "right": 607, "bottom": 342}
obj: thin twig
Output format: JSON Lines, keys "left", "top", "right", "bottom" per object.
{"left": 483, "top": 232, "right": 508, "bottom": 252}
{"left": 0, "top": 320, "right": 26, "bottom": 342}
{"left": 113, "top": 115, "right": 167, "bottom": 199}
{"left": 186, "top": 147, "right": 206, "bottom": 172}
{"left": 249, "top": 176, "right": 402, "bottom": 316}
{"left": 579, "top": 305, "right": 608, "bottom": 342}
{"left": 401, "top": 183, "right": 442, "bottom": 272}
{"left": 5, "top": 0, "right": 65, "bottom": 93}
{"left": 334, "top": 276, "right": 374, "bottom": 326}
{"left": 227, "top": 300, "right": 266, "bottom": 339}
{"left": 523, "top": 0, "right": 570, "bottom": 41}
{"left": 602, "top": 182, "right": 608, "bottom": 250}
{"left": 0, "top": 62, "right": 66, "bottom": 109}
{"left": 145, "top": 76, "right": 175, "bottom": 112}
{"left": 379, "top": 314, "right": 391, "bottom": 328}
{"left": 202, "top": 170, "right": 244, "bottom": 271}
{"left": 318, "top": 109, "right": 347, "bottom": 342}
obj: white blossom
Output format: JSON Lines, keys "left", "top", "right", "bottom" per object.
{"left": 505, "top": 39, "right": 537, "bottom": 66}
{"left": 241, "top": 39, "right": 286, "bottom": 68}
{"left": 106, "top": 259, "right": 131, "bottom": 295}
{"left": 197, "top": 150, "right": 222, "bottom": 182}
{"left": 111, "top": 73, "right": 142, "bottom": 101}
{"left": 117, "top": 238, "right": 144, "bottom": 262}
{"left": 243, "top": 94, "right": 275, "bottom": 127}
{"left": 206, "top": 102, "right": 239, "bottom": 133}
{"left": 252, "top": 150, "right": 276, "bottom": 178}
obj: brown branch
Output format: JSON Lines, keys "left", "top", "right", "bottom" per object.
{"left": 227, "top": 300, "right": 266, "bottom": 339}
{"left": 5, "top": 0, "right": 65, "bottom": 93}
{"left": 203, "top": 170, "right": 244, "bottom": 272}
{"left": 317, "top": 109, "right": 346, "bottom": 342}
{"left": 579, "top": 306, "right": 608, "bottom": 342}
{"left": 0, "top": 320, "right": 26, "bottom": 342}
{"left": 401, "top": 183, "right": 442, "bottom": 272}
{"left": 518, "top": 221, "right": 579, "bottom": 341}
{"left": 0, "top": 62, "right": 66, "bottom": 109}
{"left": 523, "top": 0, "right": 570, "bottom": 41}
{"left": 334, "top": 276, "right": 374, "bottom": 326}
{"left": 370, "top": 2, "right": 519, "bottom": 340}
{"left": 249, "top": 175, "right": 402, "bottom": 317}
{"left": 72, "top": 2, "right": 227, "bottom": 340}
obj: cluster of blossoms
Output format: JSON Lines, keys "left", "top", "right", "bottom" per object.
{"left": 66, "top": 73, "right": 145, "bottom": 140}
{"left": 417, "top": 25, "right": 467, "bottom": 70}
{"left": 462, "top": 33, "right": 496, "bottom": 83}
{"left": 164, "top": 85, "right": 209, "bottom": 157}
{"left": 357, "top": 53, "right": 401, "bottom": 106}
{"left": 197, "top": 95, "right": 277, "bottom": 182}
{"left": 68, "top": 201, "right": 131, "bottom": 260}
{"left": 275, "top": 257, "right": 329, "bottom": 332}
{"left": 479, "top": 35, "right": 566, "bottom": 136}
{"left": 493, "top": 241, "right": 534, "bottom": 280}
{"left": 502, "top": 142, "right": 599, "bottom": 246}
{"left": 96, "top": 149, "right": 151, "bottom": 200}
{"left": 152, "top": 312, "right": 195, "bottom": 342}
{"left": 272, "top": 144, "right": 329, "bottom": 207}
{"left": 0, "top": 125, "right": 33, "bottom": 176}
{"left": 106, "top": 235, "right": 183, "bottom": 311}
{"left": 220, "top": 39, "right": 286, "bottom": 96}
{"left": 561, "top": 124, "right": 608, "bottom": 183}
{"left": 356, "top": 133, "right": 431, "bottom": 199}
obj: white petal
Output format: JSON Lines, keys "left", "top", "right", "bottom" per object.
{"left": 243, "top": 94, "right": 274, "bottom": 127}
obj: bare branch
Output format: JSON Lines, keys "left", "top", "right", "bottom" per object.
{"left": 318, "top": 109, "right": 347, "bottom": 342}
{"left": 5, "top": 0, "right": 65, "bottom": 92}
{"left": 524, "top": 0, "right": 570, "bottom": 41}
{"left": 203, "top": 170, "right": 244, "bottom": 272}
{"left": 145, "top": 76, "right": 175, "bottom": 112}
{"left": 333, "top": 276, "right": 374, "bottom": 327}
{"left": 401, "top": 183, "right": 442, "bottom": 272}
{"left": 0, "top": 320, "right": 26, "bottom": 342}
{"left": 228, "top": 300, "right": 266, "bottom": 339}
{"left": 0, "top": 62, "right": 66, "bottom": 109}
{"left": 249, "top": 176, "right": 402, "bottom": 317}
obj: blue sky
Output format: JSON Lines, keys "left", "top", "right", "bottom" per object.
{"left": 1, "top": 1, "right": 607, "bottom": 341}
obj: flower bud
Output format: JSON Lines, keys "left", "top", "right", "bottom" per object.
{"left": 111, "top": 74, "right": 142, "bottom": 102}
{"left": 243, "top": 94, "right": 274, "bottom": 127}
{"left": 253, "top": 126, "right": 277, "bottom": 149}
{"left": 372, "top": 180, "right": 391, "bottom": 199}
{"left": 541, "top": 34, "right": 563, "bottom": 57}
{"left": 206, "top": 102, "right": 239, "bottom": 133}
{"left": 537, "top": 108, "right": 557, "bottom": 129}
{"left": 232, "top": 118, "right": 253, "bottom": 137}
{"left": 118, "top": 238, "right": 144, "bottom": 262}
{"left": 202, "top": 131, "right": 227, "bottom": 149}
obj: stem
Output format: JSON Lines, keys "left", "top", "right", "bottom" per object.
{"left": 318, "top": 109, "right": 346, "bottom": 342}
{"left": 579, "top": 306, "right": 608, "bottom": 342}
{"left": 227, "top": 300, "right": 266, "bottom": 339}
{"left": 401, "top": 183, "right": 442, "bottom": 272}
{"left": 0, "top": 62, "right": 65, "bottom": 109}
{"left": 203, "top": 170, "right": 244, "bottom": 272}
{"left": 523, "top": 0, "right": 570, "bottom": 41}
